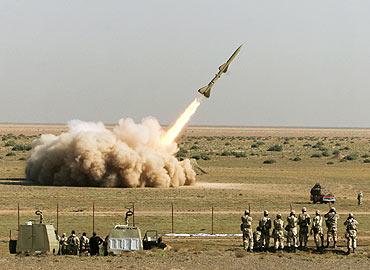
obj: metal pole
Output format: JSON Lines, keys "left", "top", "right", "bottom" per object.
{"left": 211, "top": 206, "right": 214, "bottom": 235}
{"left": 132, "top": 203, "right": 135, "bottom": 227}
{"left": 171, "top": 202, "right": 174, "bottom": 233}
{"left": 17, "top": 203, "right": 20, "bottom": 231}
{"left": 92, "top": 202, "right": 95, "bottom": 233}
{"left": 9, "top": 230, "right": 12, "bottom": 240}
{"left": 56, "top": 202, "right": 59, "bottom": 235}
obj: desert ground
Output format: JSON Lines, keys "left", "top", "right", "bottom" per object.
{"left": 0, "top": 124, "right": 369, "bottom": 269}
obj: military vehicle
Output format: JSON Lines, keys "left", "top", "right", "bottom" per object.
{"left": 143, "top": 230, "right": 160, "bottom": 250}
{"left": 310, "top": 183, "right": 336, "bottom": 204}
{"left": 106, "top": 209, "right": 143, "bottom": 254}
{"left": 11, "top": 210, "right": 59, "bottom": 255}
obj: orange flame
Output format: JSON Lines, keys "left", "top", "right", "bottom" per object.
{"left": 162, "top": 97, "right": 202, "bottom": 145}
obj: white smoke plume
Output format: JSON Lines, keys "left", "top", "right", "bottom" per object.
{"left": 26, "top": 117, "right": 196, "bottom": 188}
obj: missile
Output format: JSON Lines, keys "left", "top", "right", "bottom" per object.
{"left": 198, "top": 44, "right": 243, "bottom": 98}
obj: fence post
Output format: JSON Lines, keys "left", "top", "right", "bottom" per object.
{"left": 171, "top": 202, "right": 174, "bottom": 233}
{"left": 92, "top": 202, "right": 95, "bottom": 233}
{"left": 56, "top": 202, "right": 59, "bottom": 235}
{"left": 211, "top": 206, "right": 214, "bottom": 235}
{"left": 17, "top": 203, "right": 20, "bottom": 231}
{"left": 132, "top": 202, "right": 135, "bottom": 227}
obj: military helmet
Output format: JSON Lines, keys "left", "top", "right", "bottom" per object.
{"left": 290, "top": 210, "right": 296, "bottom": 215}
{"left": 264, "top": 210, "right": 269, "bottom": 216}
{"left": 302, "top": 207, "right": 307, "bottom": 212}
{"left": 349, "top": 213, "right": 354, "bottom": 218}
{"left": 315, "top": 210, "right": 320, "bottom": 215}
{"left": 245, "top": 210, "right": 249, "bottom": 215}
{"left": 276, "top": 213, "right": 281, "bottom": 218}
{"left": 330, "top": 207, "right": 336, "bottom": 212}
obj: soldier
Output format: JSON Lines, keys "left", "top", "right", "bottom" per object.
{"left": 286, "top": 210, "right": 298, "bottom": 252}
{"left": 310, "top": 210, "right": 324, "bottom": 250}
{"left": 59, "top": 233, "right": 68, "bottom": 255}
{"left": 344, "top": 213, "right": 359, "bottom": 254}
{"left": 80, "top": 232, "right": 89, "bottom": 255}
{"left": 298, "top": 207, "right": 311, "bottom": 249}
{"left": 240, "top": 210, "right": 253, "bottom": 252}
{"left": 253, "top": 226, "right": 262, "bottom": 252}
{"left": 357, "top": 191, "right": 363, "bottom": 206}
{"left": 89, "top": 232, "right": 104, "bottom": 256}
{"left": 259, "top": 210, "right": 272, "bottom": 251}
{"left": 273, "top": 213, "right": 285, "bottom": 252}
{"left": 324, "top": 207, "right": 339, "bottom": 248}
{"left": 67, "top": 230, "right": 80, "bottom": 255}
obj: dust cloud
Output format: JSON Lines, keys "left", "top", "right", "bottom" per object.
{"left": 26, "top": 118, "right": 196, "bottom": 188}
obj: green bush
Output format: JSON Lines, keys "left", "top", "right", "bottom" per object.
{"left": 311, "top": 153, "right": 322, "bottom": 158}
{"left": 363, "top": 159, "right": 370, "bottom": 163}
{"left": 176, "top": 148, "right": 188, "bottom": 158}
{"left": 291, "top": 157, "right": 301, "bottom": 162}
{"left": 6, "top": 152, "right": 16, "bottom": 157}
{"left": 12, "top": 144, "right": 32, "bottom": 151}
{"left": 332, "top": 149, "right": 340, "bottom": 155}
{"left": 361, "top": 154, "right": 370, "bottom": 158}
{"left": 322, "top": 150, "right": 331, "bottom": 157}
{"left": 190, "top": 145, "right": 199, "bottom": 150}
{"left": 191, "top": 154, "right": 201, "bottom": 160}
{"left": 220, "top": 151, "right": 233, "bottom": 156}
{"left": 4, "top": 140, "right": 16, "bottom": 147}
{"left": 233, "top": 151, "right": 247, "bottom": 158}
{"left": 327, "top": 161, "right": 334, "bottom": 165}
{"left": 344, "top": 153, "right": 358, "bottom": 161}
{"left": 263, "top": 159, "right": 276, "bottom": 164}
{"left": 267, "top": 144, "right": 283, "bottom": 152}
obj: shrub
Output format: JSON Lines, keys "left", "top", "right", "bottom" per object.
{"left": 176, "top": 148, "right": 188, "bottom": 158}
{"left": 363, "top": 159, "right": 370, "bottom": 163}
{"left": 191, "top": 154, "right": 201, "bottom": 160}
{"left": 267, "top": 144, "right": 283, "bottom": 152}
{"left": 361, "top": 154, "right": 370, "bottom": 158}
{"left": 332, "top": 149, "right": 340, "bottom": 155}
{"left": 291, "top": 157, "right": 301, "bottom": 162}
{"left": 12, "top": 144, "right": 32, "bottom": 151}
{"left": 263, "top": 159, "right": 276, "bottom": 164}
{"left": 327, "top": 161, "right": 334, "bottom": 165}
{"left": 190, "top": 145, "right": 199, "bottom": 150}
{"left": 4, "top": 140, "right": 16, "bottom": 147}
{"left": 321, "top": 150, "right": 331, "bottom": 157}
{"left": 303, "top": 143, "right": 312, "bottom": 147}
{"left": 344, "top": 153, "right": 358, "bottom": 161}
{"left": 311, "top": 153, "right": 322, "bottom": 158}
{"left": 6, "top": 152, "right": 16, "bottom": 157}
{"left": 233, "top": 151, "right": 247, "bottom": 158}
{"left": 18, "top": 157, "right": 26, "bottom": 161}
{"left": 224, "top": 142, "right": 231, "bottom": 146}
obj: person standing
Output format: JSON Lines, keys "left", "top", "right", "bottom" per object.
{"left": 59, "top": 233, "right": 68, "bottom": 255}
{"left": 344, "top": 213, "right": 359, "bottom": 254}
{"left": 286, "top": 210, "right": 298, "bottom": 252}
{"left": 240, "top": 210, "right": 253, "bottom": 252}
{"left": 273, "top": 213, "right": 285, "bottom": 252}
{"left": 259, "top": 210, "right": 272, "bottom": 251}
{"left": 311, "top": 210, "right": 324, "bottom": 251}
{"left": 67, "top": 230, "right": 80, "bottom": 255}
{"left": 298, "top": 207, "right": 311, "bottom": 249}
{"left": 80, "top": 232, "right": 90, "bottom": 255}
{"left": 357, "top": 191, "right": 363, "bottom": 206}
{"left": 324, "top": 207, "right": 339, "bottom": 248}
{"left": 89, "top": 232, "right": 104, "bottom": 256}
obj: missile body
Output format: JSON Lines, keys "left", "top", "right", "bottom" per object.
{"left": 198, "top": 44, "right": 242, "bottom": 98}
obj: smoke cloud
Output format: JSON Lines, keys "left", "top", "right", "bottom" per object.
{"left": 26, "top": 118, "right": 196, "bottom": 188}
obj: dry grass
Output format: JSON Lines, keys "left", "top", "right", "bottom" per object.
{"left": 0, "top": 125, "right": 369, "bottom": 269}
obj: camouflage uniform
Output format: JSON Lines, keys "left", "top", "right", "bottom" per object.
{"left": 253, "top": 227, "right": 262, "bottom": 251}
{"left": 311, "top": 210, "right": 324, "bottom": 250}
{"left": 273, "top": 214, "right": 285, "bottom": 251}
{"left": 80, "top": 233, "right": 90, "bottom": 255}
{"left": 59, "top": 233, "right": 68, "bottom": 255}
{"left": 298, "top": 207, "right": 311, "bottom": 248}
{"left": 240, "top": 210, "right": 253, "bottom": 252}
{"left": 259, "top": 210, "right": 272, "bottom": 251}
{"left": 67, "top": 231, "right": 80, "bottom": 255}
{"left": 344, "top": 213, "right": 359, "bottom": 253}
{"left": 324, "top": 207, "right": 339, "bottom": 248}
{"left": 286, "top": 210, "right": 298, "bottom": 251}
{"left": 357, "top": 192, "right": 363, "bottom": 206}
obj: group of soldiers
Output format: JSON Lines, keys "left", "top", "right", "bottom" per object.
{"left": 241, "top": 207, "right": 359, "bottom": 254}
{"left": 58, "top": 231, "right": 105, "bottom": 256}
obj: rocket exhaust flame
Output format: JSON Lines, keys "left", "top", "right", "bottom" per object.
{"left": 161, "top": 97, "right": 202, "bottom": 145}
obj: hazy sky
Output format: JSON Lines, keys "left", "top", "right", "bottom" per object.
{"left": 1, "top": 0, "right": 370, "bottom": 127}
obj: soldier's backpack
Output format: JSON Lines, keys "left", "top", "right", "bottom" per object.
{"left": 68, "top": 236, "right": 78, "bottom": 246}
